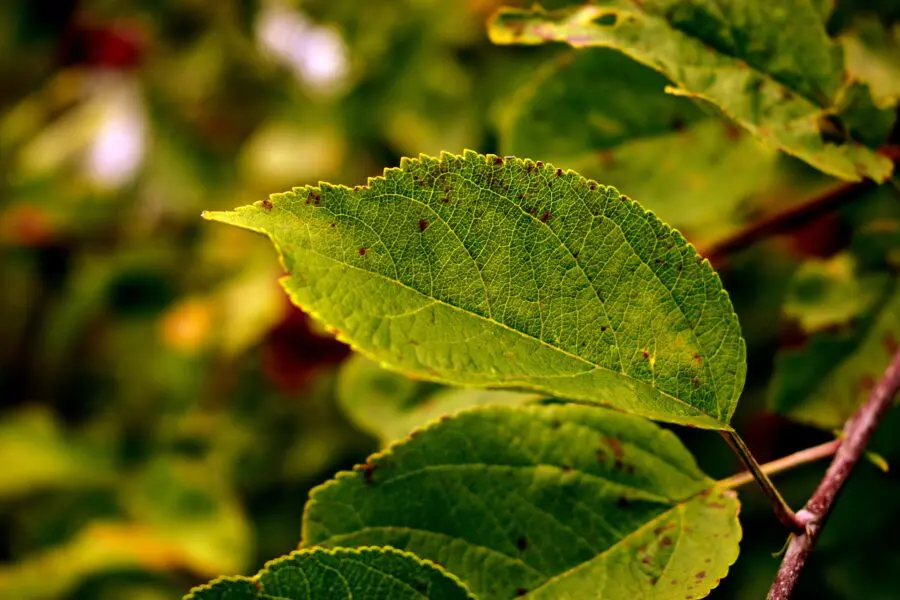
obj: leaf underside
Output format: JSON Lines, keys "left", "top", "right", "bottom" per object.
{"left": 337, "top": 353, "right": 542, "bottom": 444}
{"left": 303, "top": 404, "right": 742, "bottom": 600}
{"left": 488, "top": 2, "right": 893, "bottom": 182}
{"left": 185, "top": 547, "right": 474, "bottom": 600}
{"left": 205, "top": 151, "right": 746, "bottom": 429}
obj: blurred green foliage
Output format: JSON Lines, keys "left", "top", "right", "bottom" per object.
{"left": 1, "top": 1, "right": 899, "bottom": 599}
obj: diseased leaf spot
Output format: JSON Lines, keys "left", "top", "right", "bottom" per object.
{"left": 419, "top": 219, "right": 429, "bottom": 232}
{"left": 359, "top": 247, "right": 367, "bottom": 256}
{"left": 516, "top": 588, "right": 527, "bottom": 596}
{"left": 261, "top": 199, "right": 273, "bottom": 210}
{"left": 660, "top": 537, "right": 673, "bottom": 547}
{"left": 696, "top": 571, "right": 706, "bottom": 580}
{"left": 555, "top": 168, "right": 563, "bottom": 177}
{"left": 516, "top": 537, "right": 529, "bottom": 551}
{"left": 494, "top": 156, "right": 505, "bottom": 165}
{"left": 541, "top": 211, "right": 552, "bottom": 222}
{"left": 884, "top": 332, "right": 898, "bottom": 354}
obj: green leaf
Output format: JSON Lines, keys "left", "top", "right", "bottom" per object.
{"left": 338, "top": 353, "right": 542, "bottom": 444}
{"left": 204, "top": 151, "right": 746, "bottom": 429}
{"left": 0, "top": 407, "right": 112, "bottom": 500}
{"left": 303, "top": 404, "right": 741, "bottom": 599}
{"left": 841, "top": 17, "right": 900, "bottom": 109}
{"left": 782, "top": 253, "right": 888, "bottom": 332}
{"left": 185, "top": 547, "right": 475, "bottom": 600}
{"left": 499, "top": 48, "right": 843, "bottom": 252}
{"left": 488, "top": 2, "right": 893, "bottom": 182}
{"left": 771, "top": 280, "right": 900, "bottom": 429}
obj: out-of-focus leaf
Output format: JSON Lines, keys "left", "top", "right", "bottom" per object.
{"left": 771, "top": 281, "right": 900, "bottom": 429}
{"left": 0, "top": 521, "right": 199, "bottom": 600}
{"left": 205, "top": 151, "right": 746, "bottom": 429}
{"left": 337, "top": 353, "right": 541, "bottom": 444}
{"left": 782, "top": 253, "right": 887, "bottom": 332}
{"left": 500, "top": 49, "right": 842, "bottom": 252}
{"left": 841, "top": 17, "right": 900, "bottom": 109}
{"left": 304, "top": 404, "right": 741, "bottom": 600}
{"left": 0, "top": 407, "right": 112, "bottom": 500}
{"left": 185, "top": 547, "right": 475, "bottom": 600}
{"left": 489, "top": 2, "right": 893, "bottom": 182}
{"left": 122, "top": 457, "right": 252, "bottom": 576}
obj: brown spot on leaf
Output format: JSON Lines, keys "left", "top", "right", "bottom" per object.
{"left": 589, "top": 182, "right": 597, "bottom": 190}
{"left": 517, "top": 537, "right": 528, "bottom": 551}
{"left": 692, "top": 377, "right": 701, "bottom": 389}
{"left": 884, "top": 332, "right": 898, "bottom": 354}
{"left": 541, "top": 211, "right": 551, "bottom": 222}
{"left": 562, "top": 464, "right": 572, "bottom": 473}
{"left": 860, "top": 376, "right": 876, "bottom": 391}
{"left": 536, "top": 161, "right": 543, "bottom": 167}
{"left": 649, "top": 576, "right": 658, "bottom": 585}
{"left": 660, "top": 537, "right": 673, "bottom": 547}
{"left": 642, "top": 349, "right": 650, "bottom": 360}
{"left": 724, "top": 123, "right": 742, "bottom": 140}
{"left": 419, "top": 219, "right": 429, "bottom": 232}
{"left": 555, "top": 168, "right": 563, "bottom": 177}
{"left": 360, "top": 461, "right": 379, "bottom": 485}
{"left": 696, "top": 571, "right": 706, "bottom": 579}
{"left": 494, "top": 156, "right": 504, "bottom": 165}
{"left": 261, "top": 199, "right": 273, "bottom": 210}
{"left": 358, "top": 247, "right": 367, "bottom": 256}
{"left": 516, "top": 588, "right": 527, "bottom": 597}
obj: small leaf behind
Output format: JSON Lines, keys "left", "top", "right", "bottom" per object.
{"left": 338, "top": 353, "right": 542, "bottom": 444}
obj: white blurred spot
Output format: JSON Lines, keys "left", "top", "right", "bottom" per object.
{"left": 256, "top": 4, "right": 350, "bottom": 96}
{"left": 84, "top": 74, "right": 147, "bottom": 188}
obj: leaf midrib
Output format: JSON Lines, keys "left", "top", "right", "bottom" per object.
{"left": 285, "top": 235, "right": 715, "bottom": 425}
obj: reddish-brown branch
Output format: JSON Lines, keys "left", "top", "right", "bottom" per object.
{"left": 768, "top": 348, "right": 900, "bottom": 599}
{"left": 702, "top": 180, "right": 860, "bottom": 265}
{"left": 702, "top": 145, "right": 900, "bottom": 266}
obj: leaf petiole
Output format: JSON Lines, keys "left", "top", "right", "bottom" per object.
{"left": 719, "top": 430, "right": 826, "bottom": 533}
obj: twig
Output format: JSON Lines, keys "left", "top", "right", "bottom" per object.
{"left": 720, "top": 430, "right": 807, "bottom": 532}
{"left": 768, "top": 348, "right": 900, "bottom": 599}
{"left": 702, "top": 180, "right": 861, "bottom": 265}
{"left": 717, "top": 439, "right": 840, "bottom": 490}
{"left": 702, "top": 144, "right": 900, "bottom": 266}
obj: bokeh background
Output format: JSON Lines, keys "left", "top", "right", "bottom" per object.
{"left": 1, "top": 1, "right": 899, "bottom": 599}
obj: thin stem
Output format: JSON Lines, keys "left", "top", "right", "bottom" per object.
{"left": 717, "top": 439, "right": 840, "bottom": 490}
{"left": 720, "top": 430, "right": 806, "bottom": 532}
{"left": 769, "top": 348, "right": 900, "bottom": 599}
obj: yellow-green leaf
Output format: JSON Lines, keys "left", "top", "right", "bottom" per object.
{"left": 303, "top": 404, "right": 741, "bottom": 600}
{"left": 185, "top": 547, "right": 474, "bottom": 600}
{"left": 488, "top": 2, "right": 893, "bottom": 182}
{"left": 204, "top": 151, "right": 746, "bottom": 429}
